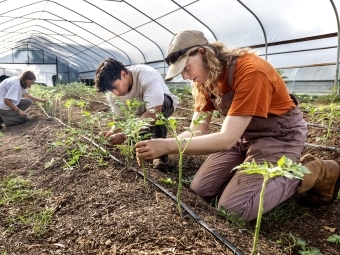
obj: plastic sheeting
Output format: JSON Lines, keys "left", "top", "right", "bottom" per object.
{"left": 0, "top": 0, "right": 339, "bottom": 89}
{"left": 0, "top": 63, "right": 56, "bottom": 85}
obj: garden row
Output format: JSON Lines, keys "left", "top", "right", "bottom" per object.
{"left": 28, "top": 83, "right": 340, "bottom": 255}
{"left": 0, "top": 82, "right": 339, "bottom": 254}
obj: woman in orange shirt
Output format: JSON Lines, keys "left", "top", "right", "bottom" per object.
{"left": 135, "top": 30, "right": 340, "bottom": 222}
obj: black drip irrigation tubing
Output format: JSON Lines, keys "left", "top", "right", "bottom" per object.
{"left": 304, "top": 142, "right": 340, "bottom": 151}
{"left": 39, "top": 107, "right": 244, "bottom": 255}
{"left": 307, "top": 123, "right": 340, "bottom": 131}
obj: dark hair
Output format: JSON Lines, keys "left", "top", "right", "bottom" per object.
{"left": 19, "top": 71, "right": 36, "bottom": 88}
{"left": 94, "top": 58, "right": 128, "bottom": 93}
{"left": 19, "top": 71, "right": 36, "bottom": 82}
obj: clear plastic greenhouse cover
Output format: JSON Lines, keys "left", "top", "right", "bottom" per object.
{"left": 0, "top": 0, "right": 339, "bottom": 93}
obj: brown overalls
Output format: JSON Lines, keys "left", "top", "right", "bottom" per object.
{"left": 190, "top": 59, "right": 308, "bottom": 222}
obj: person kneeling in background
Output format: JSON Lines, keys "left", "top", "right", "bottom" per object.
{"left": 94, "top": 58, "right": 179, "bottom": 172}
{"left": 0, "top": 71, "right": 46, "bottom": 129}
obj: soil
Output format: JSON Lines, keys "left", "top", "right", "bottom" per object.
{"left": 0, "top": 92, "right": 339, "bottom": 255}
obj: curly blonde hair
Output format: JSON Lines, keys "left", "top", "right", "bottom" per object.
{"left": 192, "top": 42, "right": 257, "bottom": 110}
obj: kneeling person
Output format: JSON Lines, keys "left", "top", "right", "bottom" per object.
{"left": 94, "top": 58, "right": 179, "bottom": 171}
{"left": 0, "top": 71, "right": 46, "bottom": 128}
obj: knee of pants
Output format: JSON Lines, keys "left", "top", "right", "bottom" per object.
{"left": 190, "top": 185, "right": 208, "bottom": 200}
{"left": 217, "top": 194, "right": 254, "bottom": 221}
{"left": 3, "top": 116, "right": 30, "bottom": 126}
{"left": 190, "top": 179, "right": 217, "bottom": 203}
{"left": 190, "top": 176, "right": 205, "bottom": 195}
{"left": 19, "top": 98, "right": 32, "bottom": 110}
{"left": 190, "top": 181, "right": 200, "bottom": 195}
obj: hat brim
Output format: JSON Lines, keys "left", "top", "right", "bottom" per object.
{"left": 164, "top": 46, "right": 200, "bottom": 82}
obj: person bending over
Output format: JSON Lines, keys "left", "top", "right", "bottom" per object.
{"left": 94, "top": 58, "right": 179, "bottom": 172}
{"left": 135, "top": 30, "right": 340, "bottom": 221}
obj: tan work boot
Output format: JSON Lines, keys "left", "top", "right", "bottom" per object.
{"left": 296, "top": 160, "right": 340, "bottom": 206}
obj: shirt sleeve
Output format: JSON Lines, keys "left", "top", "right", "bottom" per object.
{"left": 5, "top": 84, "right": 18, "bottom": 100}
{"left": 139, "top": 70, "right": 165, "bottom": 110}
{"left": 228, "top": 70, "right": 273, "bottom": 117}
{"left": 107, "top": 93, "right": 123, "bottom": 118}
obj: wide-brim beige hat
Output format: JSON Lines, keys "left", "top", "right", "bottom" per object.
{"left": 165, "top": 30, "right": 209, "bottom": 82}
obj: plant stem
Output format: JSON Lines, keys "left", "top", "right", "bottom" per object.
{"left": 173, "top": 124, "right": 198, "bottom": 218}
{"left": 140, "top": 157, "right": 148, "bottom": 191}
{"left": 177, "top": 152, "right": 183, "bottom": 218}
{"left": 251, "top": 174, "right": 269, "bottom": 255}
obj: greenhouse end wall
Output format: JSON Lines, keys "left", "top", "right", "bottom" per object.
{"left": 285, "top": 81, "right": 337, "bottom": 95}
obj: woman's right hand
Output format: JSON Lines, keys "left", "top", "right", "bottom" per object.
{"left": 135, "top": 139, "right": 170, "bottom": 160}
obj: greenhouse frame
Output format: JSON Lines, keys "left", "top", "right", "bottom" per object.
{"left": 1, "top": 0, "right": 340, "bottom": 94}
{"left": 1, "top": 2, "right": 340, "bottom": 255}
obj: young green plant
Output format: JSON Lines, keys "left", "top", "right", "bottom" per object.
{"left": 158, "top": 114, "right": 207, "bottom": 217}
{"left": 64, "top": 98, "right": 76, "bottom": 126}
{"left": 317, "top": 104, "right": 340, "bottom": 146}
{"left": 277, "top": 232, "right": 323, "bottom": 255}
{"left": 326, "top": 233, "right": 340, "bottom": 245}
{"left": 110, "top": 98, "right": 153, "bottom": 190}
{"left": 234, "top": 156, "right": 311, "bottom": 255}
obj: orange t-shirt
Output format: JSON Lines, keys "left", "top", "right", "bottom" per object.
{"left": 194, "top": 54, "right": 295, "bottom": 118}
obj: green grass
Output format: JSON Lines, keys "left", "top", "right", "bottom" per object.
{"left": 0, "top": 176, "right": 53, "bottom": 237}
{"left": 216, "top": 206, "right": 247, "bottom": 229}
{"left": 32, "top": 208, "right": 54, "bottom": 237}
{"left": 276, "top": 232, "right": 323, "bottom": 255}
{"left": 260, "top": 198, "right": 305, "bottom": 228}
{"left": 0, "top": 177, "right": 32, "bottom": 205}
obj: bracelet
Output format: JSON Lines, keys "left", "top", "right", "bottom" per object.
{"left": 16, "top": 108, "right": 20, "bottom": 112}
